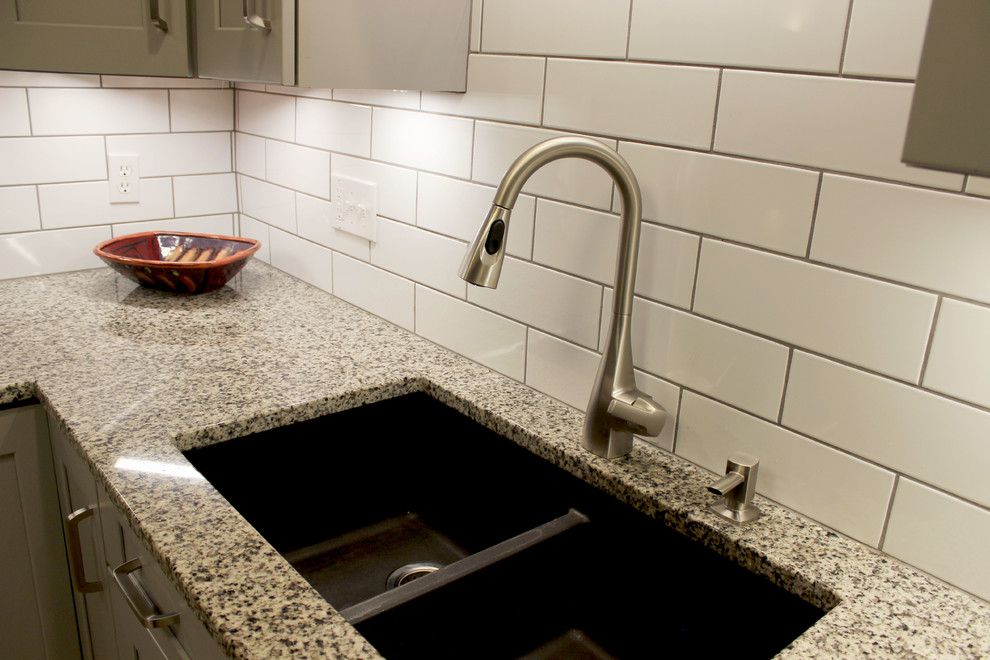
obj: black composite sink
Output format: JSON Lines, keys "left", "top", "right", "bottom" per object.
{"left": 183, "top": 392, "right": 825, "bottom": 659}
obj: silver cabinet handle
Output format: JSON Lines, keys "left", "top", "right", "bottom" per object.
{"left": 150, "top": 0, "right": 169, "bottom": 32}
{"left": 242, "top": 0, "right": 272, "bottom": 31}
{"left": 66, "top": 506, "right": 103, "bottom": 594}
{"left": 112, "top": 558, "right": 180, "bottom": 629}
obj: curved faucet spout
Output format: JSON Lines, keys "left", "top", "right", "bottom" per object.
{"left": 458, "top": 136, "right": 667, "bottom": 459}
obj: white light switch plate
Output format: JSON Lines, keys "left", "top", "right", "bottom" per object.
{"left": 331, "top": 175, "right": 378, "bottom": 241}
{"left": 108, "top": 154, "right": 140, "bottom": 204}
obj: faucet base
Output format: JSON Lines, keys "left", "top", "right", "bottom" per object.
{"left": 709, "top": 502, "right": 761, "bottom": 525}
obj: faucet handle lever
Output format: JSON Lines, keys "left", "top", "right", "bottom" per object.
{"left": 607, "top": 394, "right": 667, "bottom": 436}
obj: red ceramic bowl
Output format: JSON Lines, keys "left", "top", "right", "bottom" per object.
{"left": 94, "top": 232, "right": 261, "bottom": 294}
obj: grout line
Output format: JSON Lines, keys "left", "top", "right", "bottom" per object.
{"left": 777, "top": 347, "right": 794, "bottom": 424}
{"left": 709, "top": 68, "right": 723, "bottom": 152}
{"left": 624, "top": 0, "right": 634, "bottom": 61}
{"left": 805, "top": 172, "right": 825, "bottom": 258}
{"left": 688, "top": 236, "right": 704, "bottom": 311}
{"left": 837, "top": 0, "right": 856, "bottom": 77}
{"left": 669, "top": 387, "right": 685, "bottom": 454}
{"left": 877, "top": 475, "right": 900, "bottom": 550}
{"left": 918, "top": 296, "right": 943, "bottom": 386}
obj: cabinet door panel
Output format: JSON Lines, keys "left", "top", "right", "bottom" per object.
{"left": 196, "top": 0, "right": 295, "bottom": 84}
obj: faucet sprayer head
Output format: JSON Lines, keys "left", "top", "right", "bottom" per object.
{"left": 458, "top": 204, "right": 511, "bottom": 288}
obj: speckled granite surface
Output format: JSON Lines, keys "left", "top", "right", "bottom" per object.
{"left": 3, "top": 262, "right": 988, "bottom": 659}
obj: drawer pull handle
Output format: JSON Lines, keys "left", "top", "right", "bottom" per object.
{"left": 150, "top": 0, "right": 169, "bottom": 32}
{"left": 242, "top": 0, "right": 272, "bottom": 31}
{"left": 66, "top": 506, "right": 103, "bottom": 594}
{"left": 112, "top": 558, "right": 180, "bottom": 629}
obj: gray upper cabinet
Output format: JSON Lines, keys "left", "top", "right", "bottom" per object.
{"left": 196, "top": 0, "right": 471, "bottom": 90}
{"left": 0, "top": 0, "right": 194, "bottom": 77}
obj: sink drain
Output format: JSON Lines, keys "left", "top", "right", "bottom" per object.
{"left": 386, "top": 563, "right": 443, "bottom": 590}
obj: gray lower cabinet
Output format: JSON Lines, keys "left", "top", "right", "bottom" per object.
{"left": 0, "top": 403, "right": 79, "bottom": 660}
{"left": 0, "top": 0, "right": 193, "bottom": 77}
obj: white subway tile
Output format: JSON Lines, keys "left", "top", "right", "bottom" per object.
{"left": 416, "top": 173, "right": 535, "bottom": 259}
{"left": 0, "top": 71, "right": 99, "bottom": 87}
{"left": 636, "top": 223, "right": 699, "bottom": 309}
{"left": 473, "top": 122, "right": 615, "bottom": 210}
{"left": 544, "top": 59, "right": 718, "bottom": 149}
{"left": 415, "top": 286, "right": 526, "bottom": 380}
{"left": 467, "top": 257, "right": 603, "bottom": 349}
{"left": 235, "top": 133, "right": 266, "bottom": 180}
{"left": 533, "top": 200, "right": 618, "bottom": 285}
{"left": 422, "top": 54, "right": 545, "bottom": 125}
{"left": 843, "top": 0, "right": 931, "bottom": 79}
{"left": 38, "top": 178, "right": 174, "bottom": 230}
{"left": 883, "top": 479, "right": 990, "bottom": 602}
{"left": 238, "top": 215, "right": 270, "bottom": 263}
{"left": 812, "top": 175, "right": 990, "bottom": 304}
{"left": 237, "top": 90, "right": 295, "bottom": 142}
{"left": 0, "top": 88, "right": 30, "bottom": 136}
{"left": 0, "top": 226, "right": 110, "bottom": 279}
{"left": 694, "top": 240, "right": 937, "bottom": 382}
{"left": 630, "top": 0, "right": 848, "bottom": 73}
{"left": 677, "top": 392, "right": 895, "bottom": 547}
{"left": 332, "top": 254, "right": 415, "bottom": 331}
{"left": 0, "top": 137, "right": 106, "bottom": 185}
{"left": 235, "top": 83, "right": 266, "bottom": 93}
{"left": 296, "top": 193, "right": 370, "bottom": 262}
{"left": 0, "top": 186, "right": 40, "bottom": 234}
{"left": 525, "top": 329, "right": 602, "bottom": 410}
{"left": 169, "top": 89, "right": 233, "bottom": 132}
{"left": 371, "top": 219, "right": 468, "bottom": 298}
{"left": 269, "top": 228, "right": 332, "bottom": 292}
{"left": 783, "top": 352, "right": 990, "bottom": 509}
{"left": 923, "top": 300, "right": 990, "bottom": 409}
{"left": 106, "top": 133, "right": 232, "bottom": 177}
{"left": 470, "top": 0, "right": 482, "bottom": 52}
{"left": 619, "top": 142, "right": 819, "bottom": 256}
{"left": 715, "top": 71, "right": 963, "bottom": 190}
{"left": 296, "top": 98, "right": 372, "bottom": 158}
{"left": 113, "top": 214, "right": 235, "bottom": 237}
{"left": 28, "top": 89, "right": 170, "bottom": 135}
{"left": 332, "top": 90, "right": 420, "bottom": 110}
{"left": 266, "top": 140, "right": 330, "bottom": 199}
{"left": 331, "top": 155, "right": 418, "bottom": 225}
{"left": 266, "top": 86, "right": 333, "bottom": 100}
{"left": 173, "top": 173, "right": 238, "bottom": 218}
{"left": 371, "top": 108, "right": 473, "bottom": 178}
{"left": 967, "top": 176, "right": 990, "bottom": 197}
{"left": 482, "top": 0, "right": 630, "bottom": 59}
{"left": 632, "top": 298, "right": 789, "bottom": 419}
{"left": 101, "top": 76, "right": 225, "bottom": 89}
{"left": 239, "top": 176, "right": 296, "bottom": 233}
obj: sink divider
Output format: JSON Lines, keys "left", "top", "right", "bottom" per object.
{"left": 338, "top": 508, "right": 590, "bottom": 625}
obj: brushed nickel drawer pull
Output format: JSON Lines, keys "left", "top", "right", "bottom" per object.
{"left": 112, "top": 558, "right": 180, "bottom": 629}
{"left": 66, "top": 506, "right": 103, "bottom": 594}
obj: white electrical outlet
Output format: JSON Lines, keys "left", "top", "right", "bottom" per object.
{"left": 331, "top": 175, "right": 377, "bottom": 241}
{"left": 108, "top": 154, "right": 140, "bottom": 204}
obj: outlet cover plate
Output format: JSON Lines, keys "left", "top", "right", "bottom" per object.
{"left": 108, "top": 154, "right": 140, "bottom": 204}
{"left": 331, "top": 175, "right": 377, "bottom": 241}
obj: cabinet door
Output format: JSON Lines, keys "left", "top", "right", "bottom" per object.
{"left": 48, "top": 412, "right": 119, "bottom": 660}
{"left": 0, "top": 404, "right": 80, "bottom": 660}
{"left": 0, "top": 0, "right": 192, "bottom": 77}
{"left": 196, "top": 0, "right": 295, "bottom": 84}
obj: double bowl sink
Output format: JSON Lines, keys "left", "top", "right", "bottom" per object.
{"left": 183, "top": 392, "right": 824, "bottom": 659}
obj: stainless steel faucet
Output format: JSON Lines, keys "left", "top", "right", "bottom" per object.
{"left": 458, "top": 136, "right": 667, "bottom": 459}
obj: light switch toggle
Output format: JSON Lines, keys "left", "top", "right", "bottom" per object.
{"left": 331, "top": 175, "right": 378, "bottom": 241}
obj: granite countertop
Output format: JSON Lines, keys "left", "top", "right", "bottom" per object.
{"left": 3, "top": 262, "right": 989, "bottom": 659}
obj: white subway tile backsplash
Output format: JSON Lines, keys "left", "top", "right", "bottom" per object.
{"left": 296, "top": 193, "right": 370, "bottom": 262}
{"left": 113, "top": 214, "right": 235, "bottom": 238}
{"left": 470, "top": 0, "right": 482, "bottom": 52}
{"left": 0, "top": 137, "right": 106, "bottom": 185}
{"left": 266, "top": 140, "right": 330, "bottom": 199}
{"left": 629, "top": 0, "right": 848, "bottom": 73}
{"left": 636, "top": 223, "right": 699, "bottom": 309}
{"left": 169, "top": 89, "right": 234, "bottom": 132}
{"left": 0, "top": 186, "right": 40, "bottom": 233}
{"left": 28, "top": 89, "right": 170, "bottom": 135}
{"left": 38, "top": 178, "right": 174, "bottom": 229}
{"left": 238, "top": 215, "right": 270, "bottom": 263}
{"left": 783, "top": 352, "right": 990, "bottom": 509}
{"left": 415, "top": 286, "right": 526, "bottom": 380}
{"left": 467, "top": 257, "right": 603, "bottom": 349}
{"left": 0, "top": 226, "right": 110, "bottom": 279}
{"left": 269, "top": 228, "right": 332, "bottom": 292}
{"left": 296, "top": 98, "right": 372, "bottom": 158}
{"left": 677, "top": 391, "right": 896, "bottom": 547}
{"left": 332, "top": 90, "right": 420, "bottom": 110}
{"left": 371, "top": 219, "right": 467, "bottom": 298}
{"left": 632, "top": 298, "right": 789, "bottom": 419}
{"left": 237, "top": 90, "right": 295, "bottom": 142}
{"left": 101, "top": 76, "right": 225, "bottom": 89}
{"left": 525, "top": 328, "right": 601, "bottom": 410}
{"left": 883, "top": 478, "right": 990, "bottom": 602}
{"left": 812, "top": 175, "right": 990, "bottom": 305}
{"left": 416, "top": 173, "right": 535, "bottom": 259}
{"left": 332, "top": 254, "right": 415, "bottom": 331}
{"left": 0, "top": 88, "right": 30, "bottom": 136}
{"left": 618, "top": 142, "right": 819, "bottom": 256}
{"left": 0, "top": 71, "right": 99, "bottom": 87}
{"left": 923, "top": 300, "right": 990, "bottom": 410}
{"left": 533, "top": 200, "right": 618, "bottom": 285}
{"left": 239, "top": 176, "right": 296, "bottom": 233}
{"left": 694, "top": 240, "right": 937, "bottom": 382}
{"left": 715, "top": 71, "right": 963, "bottom": 190}
{"left": 331, "top": 155, "right": 418, "bottom": 225}
{"left": 371, "top": 108, "right": 473, "bottom": 178}
{"left": 173, "top": 174, "right": 238, "bottom": 218}
{"left": 422, "top": 54, "right": 545, "bottom": 125}
{"left": 967, "top": 177, "right": 990, "bottom": 197}
{"left": 843, "top": 0, "right": 931, "bottom": 80}
{"left": 106, "top": 132, "right": 232, "bottom": 177}
{"left": 234, "top": 133, "right": 266, "bottom": 180}
{"left": 482, "top": 0, "right": 630, "bottom": 59}
{"left": 472, "top": 122, "right": 615, "bottom": 210}
{"left": 544, "top": 59, "right": 719, "bottom": 149}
